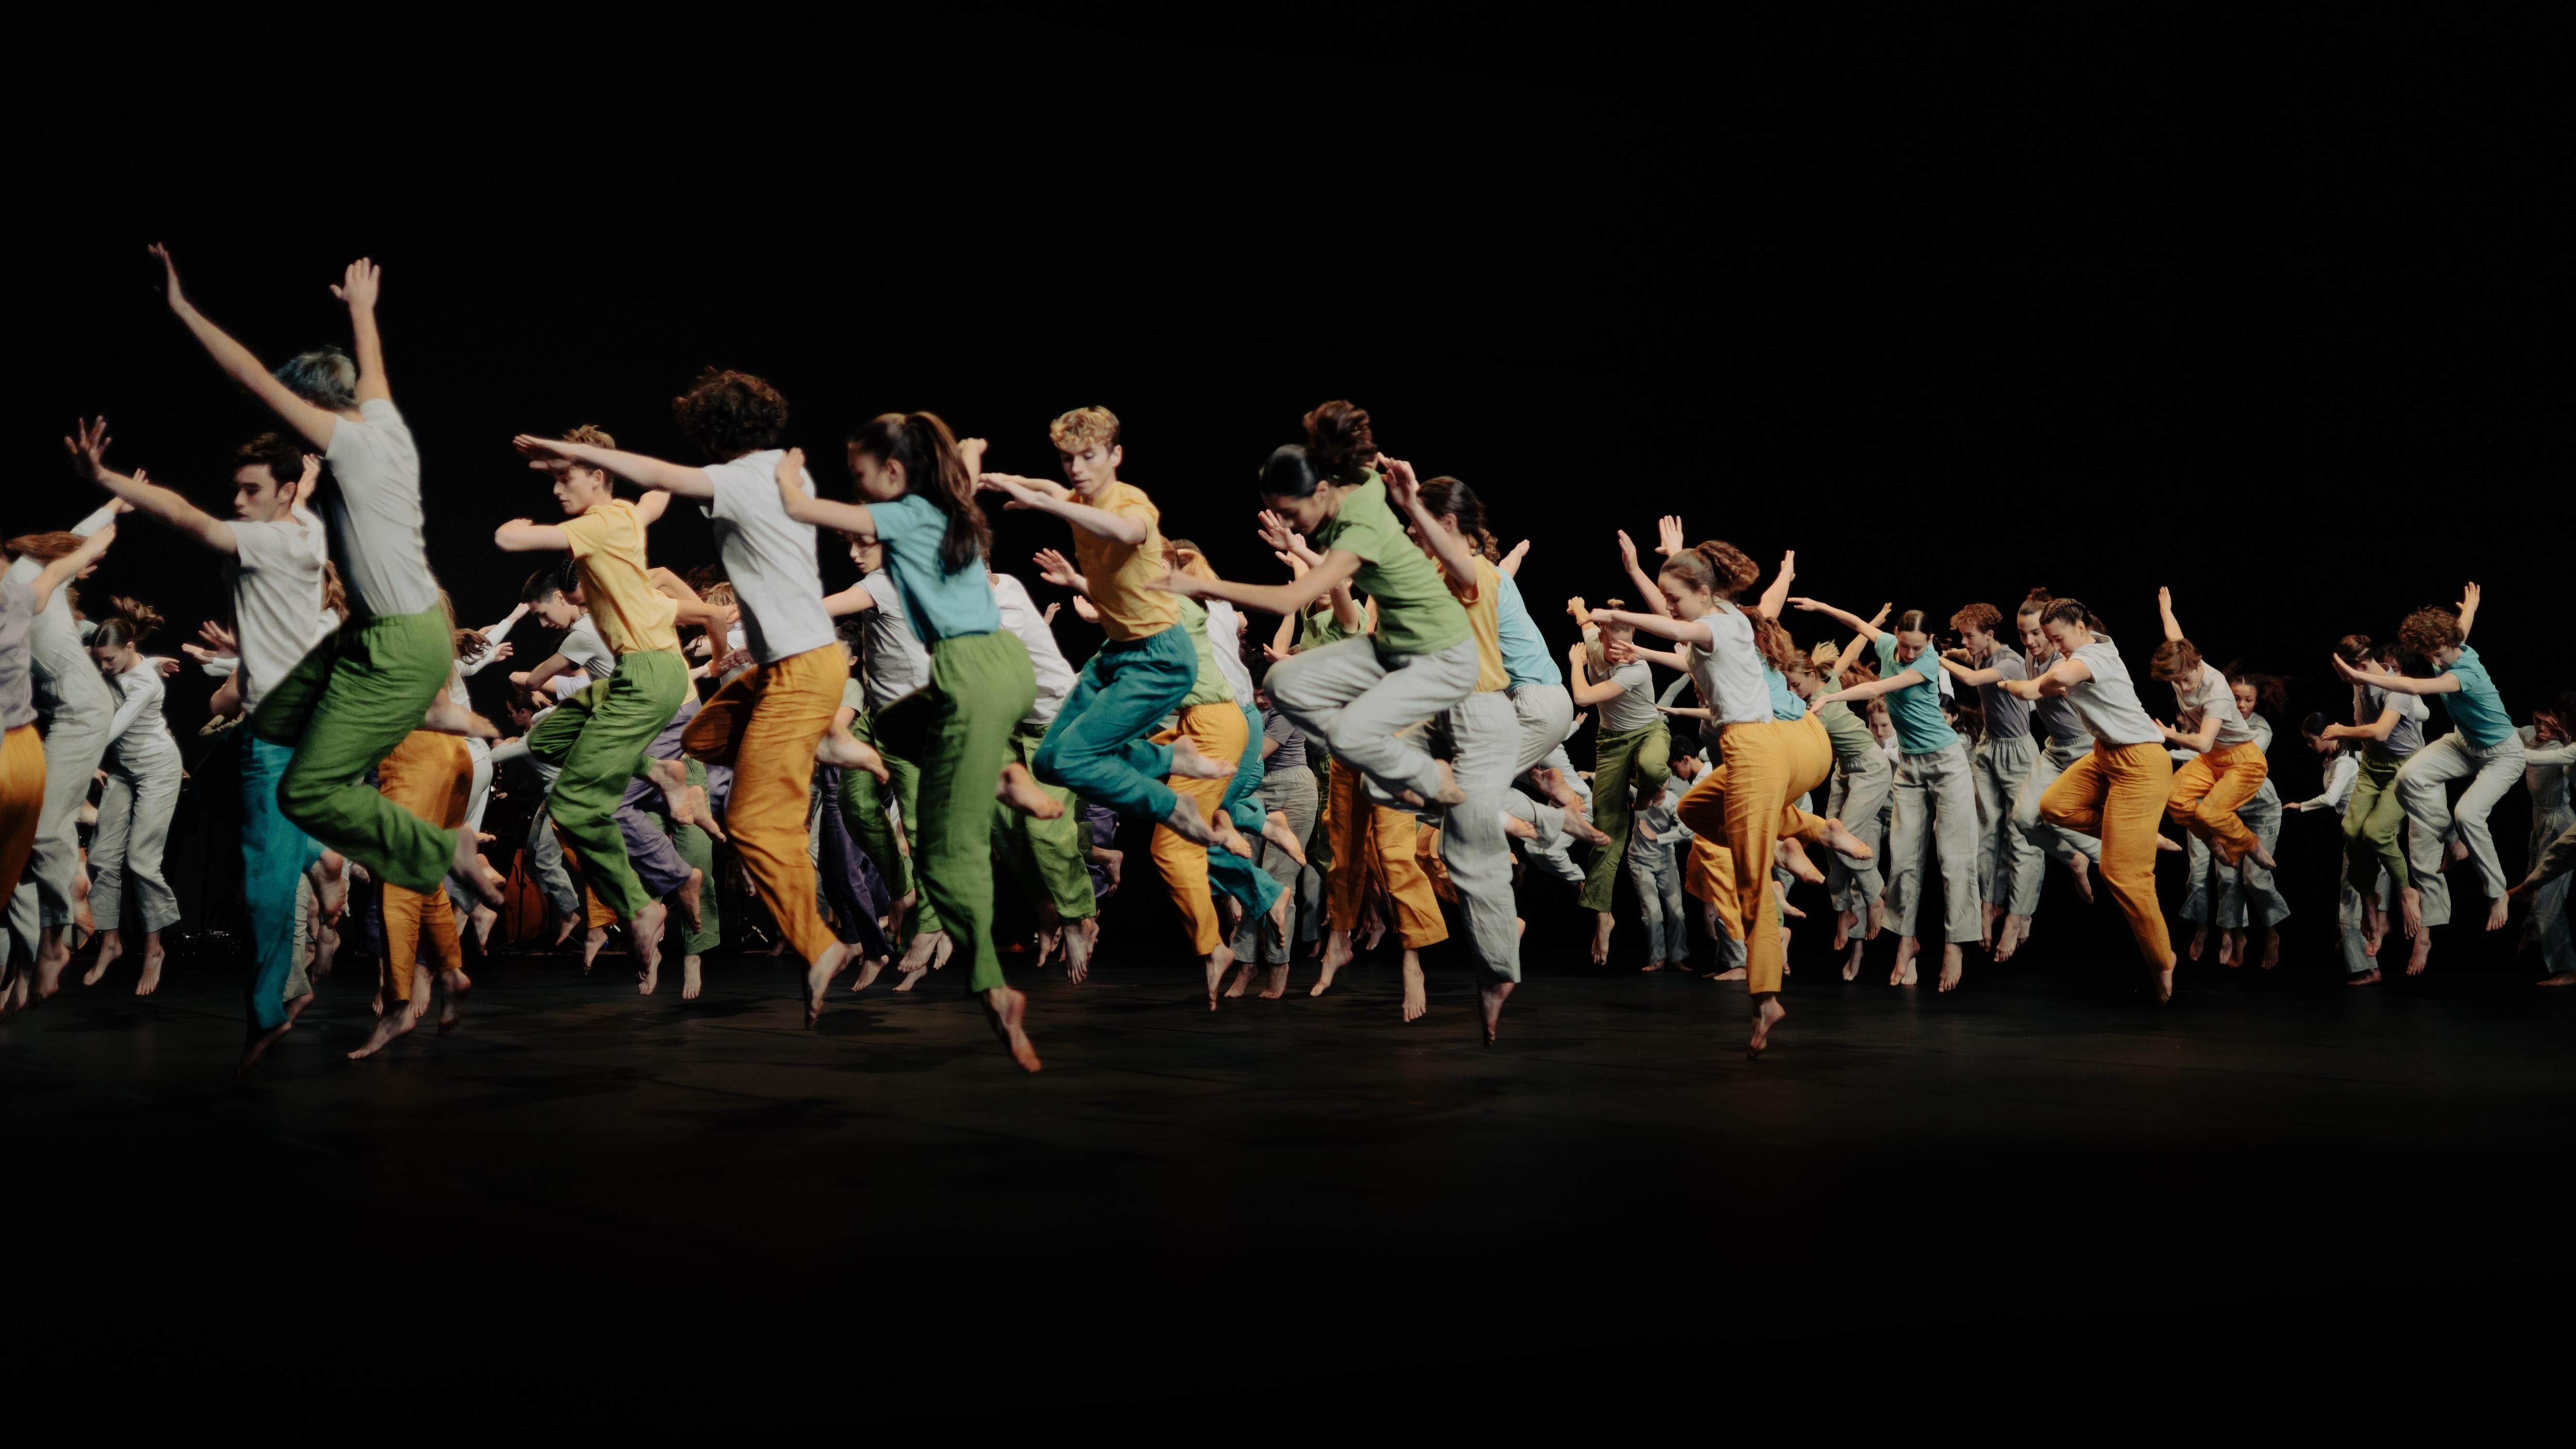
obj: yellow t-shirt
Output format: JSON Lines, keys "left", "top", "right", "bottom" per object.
{"left": 1070, "top": 481, "right": 1179, "bottom": 642}
{"left": 561, "top": 499, "right": 681, "bottom": 657}
{"left": 1450, "top": 555, "right": 1510, "bottom": 693}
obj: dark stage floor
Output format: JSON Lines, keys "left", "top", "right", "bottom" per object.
{"left": 9, "top": 944, "right": 2573, "bottom": 1352}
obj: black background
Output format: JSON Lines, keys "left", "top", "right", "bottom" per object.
{"left": 6, "top": 10, "right": 2564, "bottom": 981}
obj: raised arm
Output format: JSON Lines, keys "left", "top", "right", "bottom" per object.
{"left": 31, "top": 526, "right": 116, "bottom": 612}
{"left": 2455, "top": 582, "right": 2481, "bottom": 642}
{"left": 331, "top": 259, "right": 391, "bottom": 404}
{"left": 1755, "top": 551, "right": 1795, "bottom": 622}
{"left": 65, "top": 417, "right": 234, "bottom": 553}
{"left": 1148, "top": 549, "right": 1360, "bottom": 618}
{"left": 978, "top": 473, "right": 1145, "bottom": 544}
{"left": 1385, "top": 459, "right": 1481, "bottom": 589}
{"left": 2157, "top": 586, "right": 2184, "bottom": 644}
{"left": 634, "top": 490, "right": 673, "bottom": 527}
{"left": 1498, "top": 539, "right": 1530, "bottom": 578}
{"left": 515, "top": 434, "right": 714, "bottom": 500}
{"left": 2330, "top": 652, "right": 2461, "bottom": 697}
{"left": 150, "top": 245, "right": 340, "bottom": 451}
{"left": 1615, "top": 530, "right": 1672, "bottom": 617}
{"left": 1789, "top": 597, "right": 1882, "bottom": 643}
{"left": 494, "top": 518, "right": 572, "bottom": 553}
{"left": 1031, "top": 548, "right": 1091, "bottom": 599}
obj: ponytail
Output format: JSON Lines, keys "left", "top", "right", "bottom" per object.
{"left": 93, "top": 595, "right": 165, "bottom": 651}
{"left": 850, "top": 411, "right": 991, "bottom": 575}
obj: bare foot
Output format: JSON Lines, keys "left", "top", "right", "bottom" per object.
{"left": 2347, "top": 968, "right": 2382, "bottom": 986}
{"left": 2360, "top": 891, "right": 2383, "bottom": 947}
{"left": 347, "top": 1006, "right": 418, "bottom": 1060}
{"left": 804, "top": 942, "right": 853, "bottom": 1026}
{"left": 135, "top": 940, "right": 165, "bottom": 996}
{"left": 1564, "top": 812, "right": 1613, "bottom": 848}
{"left": 423, "top": 692, "right": 499, "bottom": 739}
{"left": 1590, "top": 911, "right": 1613, "bottom": 966}
{"left": 1423, "top": 759, "right": 1466, "bottom": 807}
{"left": 2406, "top": 930, "right": 2432, "bottom": 976}
{"left": 2258, "top": 926, "right": 2280, "bottom": 969}
{"left": 900, "top": 928, "right": 948, "bottom": 976}
{"left": 312, "top": 919, "right": 340, "bottom": 981}
{"left": 1205, "top": 945, "right": 1235, "bottom": 1010}
{"left": 2247, "top": 843, "right": 2278, "bottom": 872}
{"left": 1094, "top": 846, "right": 1123, "bottom": 896}
{"left": 1707, "top": 966, "right": 1749, "bottom": 981}
{"left": 1312, "top": 930, "right": 1352, "bottom": 996}
{"left": 1937, "top": 943, "right": 1963, "bottom": 993}
{"left": 682, "top": 955, "right": 704, "bottom": 999}
{"left": 1890, "top": 936, "right": 1919, "bottom": 987}
{"left": 1223, "top": 959, "right": 1255, "bottom": 998}
{"left": 2537, "top": 971, "right": 2576, "bottom": 988}
{"left": 2066, "top": 853, "right": 2095, "bottom": 904}
{"left": 1479, "top": 979, "right": 1513, "bottom": 1045}
{"left": 1400, "top": 950, "right": 1427, "bottom": 1022}
{"left": 1063, "top": 916, "right": 1097, "bottom": 985}
{"left": 436, "top": 967, "right": 470, "bottom": 1034}
{"left": 1161, "top": 794, "right": 1227, "bottom": 848}
{"left": 315, "top": 851, "right": 348, "bottom": 921}
{"left": 582, "top": 927, "right": 606, "bottom": 973}
{"left": 1994, "top": 913, "right": 2027, "bottom": 963}
{"left": 1261, "top": 812, "right": 1309, "bottom": 865}
{"left": 552, "top": 911, "right": 580, "bottom": 949}
{"left": 2149, "top": 956, "right": 2175, "bottom": 1003}
{"left": 1834, "top": 908, "right": 1857, "bottom": 951}
{"left": 1531, "top": 765, "right": 1586, "bottom": 814}
{"left": 2486, "top": 896, "right": 2510, "bottom": 932}
{"left": 1841, "top": 939, "right": 1862, "bottom": 980}
{"left": 284, "top": 991, "right": 314, "bottom": 1024}
{"left": 1980, "top": 901, "right": 1999, "bottom": 950}
{"left": 449, "top": 828, "right": 506, "bottom": 908}
{"left": 2399, "top": 886, "right": 2424, "bottom": 939}
{"left": 2448, "top": 836, "right": 2470, "bottom": 866}
{"left": 980, "top": 985, "right": 1042, "bottom": 1072}
{"left": 1774, "top": 838, "right": 1824, "bottom": 884}
{"left": 2224, "top": 928, "right": 2247, "bottom": 967}
{"left": 639, "top": 954, "right": 658, "bottom": 996}
{"left": 2188, "top": 924, "right": 2207, "bottom": 961}
{"left": 1168, "top": 739, "right": 1236, "bottom": 780}
{"left": 83, "top": 929, "right": 123, "bottom": 987}
{"left": 1211, "top": 821, "right": 1256, "bottom": 860}
{"left": 1819, "top": 816, "right": 1873, "bottom": 860}
{"left": 815, "top": 726, "right": 890, "bottom": 783}
{"left": 1259, "top": 965, "right": 1288, "bottom": 999}
{"left": 1748, "top": 994, "right": 1785, "bottom": 1058}
{"left": 1867, "top": 898, "right": 1886, "bottom": 941}
{"left": 470, "top": 904, "right": 497, "bottom": 952}
{"left": 996, "top": 763, "right": 1064, "bottom": 819}
{"left": 1501, "top": 811, "right": 1539, "bottom": 842}
{"left": 630, "top": 899, "right": 667, "bottom": 980}
{"left": 237, "top": 1021, "right": 293, "bottom": 1076}
{"left": 674, "top": 868, "right": 704, "bottom": 934}
{"left": 892, "top": 964, "right": 927, "bottom": 992}
{"left": 686, "top": 785, "right": 726, "bottom": 842}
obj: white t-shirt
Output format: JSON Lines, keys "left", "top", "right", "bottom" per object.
{"left": 2069, "top": 639, "right": 2162, "bottom": 746}
{"left": 321, "top": 398, "right": 437, "bottom": 618}
{"left": 225, "top": 510, "right": 330, "bottom": 717}
{"left": 701, "top": 451, "right": 833, "bottom": 664}
{"left": 2176, "top": 660, "right": 2253, "bottom": 746}
{"left": 1204, "top": 599, "right": 1258, "bottom": 709}
{"left": 993, "top": 573, "right": 1076, "bottom": 726}
{"left": 560, "top": 613, "right": 618, "bottom": 681}
{"left": 856, "top": 570, "right": 931, "bottom": 709}
{"left": 1689, "top": 605, "right": 1771, "bottom": 725}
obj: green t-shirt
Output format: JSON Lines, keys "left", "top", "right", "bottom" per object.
{"left": 1176, "top": 596, "right": 1233, "bottom": 709}
{"left": 1301, "top": 599, "right": 1353, "bottom": 652}
{"left": 1817, "top": 698, "right": 1874, "bottom": 761}
{"left": 1311, "top": 478, "right": 1468, "bottom": 659}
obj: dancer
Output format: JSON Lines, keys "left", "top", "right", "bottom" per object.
{"left": 1798, "top": 602, "right": 1979, "bottom": 991}
{"left": 497, "top": 424, "right": 694, "bottom": 987}
{"left": 2314, "top": 635, "right": 2430, "bottom": 969}
{"left": 988, "top": 565, "right": 1098, "bottom": 981}
{"left": 348, "top": 723, "right": 474, "bottom": 1060}
{"left": 2332, "top": 585, "right": 2524, "bottom": 946}
{"left": 1936, "top": 603, "right": 2038, "bottom": 957}
{"left": 150, "top": 247, "right": 507, "bottom": 936}
{"left": 1147, "top": 403, "right": 1493, "bottom": 1024}
{"left": 509, "top": 372, "right": 861, "bottom": 1030}
{"left": 1625, "top": 757, "right": 1693, "bottom": 973}
{"left": 1226, "top": 679, "right": 1317, "bottom": 996}
{"left": 2290, "top": 711, "right": 2385, "bottom": 984}
{"left": 827, "top": 538, "right": 935, "bottom": 968}
{"left": 1995, "top": 598, "right": 2179, "bottom": 1000}
{"left": 2518, "top": 695, "right": 2575, "bottom": 984}
{"left": 1567, "top": 600, "right": 1669, "bottom": 964}
{"left": 82, "top": 599, "right": 184, "bottom": 994}
{"left": 0, "top": 523, "right": 117, "bottom": 1016}
{"left": 774, "top": 415, "right": 1054, "bottom": 1070}
{"left": 0, "top": 497, "right": 122, "bottom": 1009}
{"left": 1594, "top": 545, "right": 1864, "bottom": 1051}
{"left": 976, "top": 405, "right": 1236, "bottom": 853}
{"left": 2149, "top": 588, "right": 2277, "bottom": 878}
{"left": 1996, "top": 590, "right": 2105, "bottom": 933}
{"left": 2174, "top": 672, "right": 2291, "bottom": 969}
{"left": 1790, "top": 641, "right": 1886, "bottom": 980}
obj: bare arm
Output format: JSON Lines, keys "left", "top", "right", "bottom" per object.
{"left": 769, "top": 448, "right": 871, "bottom": 533}
{"left": 1936, "top": 653, "right": 2003, "bottom": 689}
{"left": 1031, "top": 549, "right": 1090, "bottom": 599}
{"left": 331, "top": 259, "right": 391, "bottom": 404}
{"left": 634, "top": 490, "right": 673, "bottom": 527}
{"left": 494, "top": 518, "right": 572, "bottom": 553}
{"left": 1498, "top": 539, "right": 1530, "bottom": 578}
{"left": 1149, "top": 549, "right": 1361, "bottom": 618}
{"left": 2455, "top": 582, "right": 2482, "bottom": 642}
{"left": 66, "top": 417, "right": 235, "bottom": 553}
{"left": 2161, "top": 710, "right": 2221, "bottom": 754}
{"left": 977, "top": 473, "right": 1147, "bottom": 545}
{"left": 509, "top": 653, "right": 576, "bottom": 692}
{"left": 1615, "top": 530, "right": 1671, "bottom": 617}
{"left": 31, "top": 526, "right": 116, "bottom": 612}
{"left": 1789, "top": 597, "right": 1882, "bottom": 643}
{"left": 2332, "top": 653, "right": 2461, "bottom": 697}
{"left": 1815, "top": 669, "right": 1931, "bottom": 708}
{"left": 1634, "top": 645, "right": 1685, "bottom": 671}
{"left": 1566, "top": 644, "right": 1630, "bottom": 707}
{"left": 2156, "top": 586, "right": 2184, "bottom": 644}
{"left": 1586, "top": 607, "right": 1711, "bottom": 647}
{"left": 150, "top": 245, "right": 340, "bottom": 451}
{"left": 1385, "top": 459, "right": 1481, "bottom": 589}
{"left": 515, "top": 435, "right": 714, "bottom": 499}
{"left": 1755, "top": 551, "right": 1794, "bottom": 622}
{"left": 2322, "top": 706, "right": 2401, "bottom": 743}
{"left": 1999, "top": 656, "right": 2092, "bottom": 701}
{"left": 1658, "top": 705, "right": 1715, "bottom": 721}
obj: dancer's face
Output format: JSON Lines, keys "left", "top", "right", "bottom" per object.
{"left": 2232, "top": 682, "right": 2258, "bottom": 718}
{"left": 2018, "top": 613, "right": 2048, "bottom": 658}
{"left": 1599, "top": 622, "right": 1637, "bottom": 663}
{"left": 532, "top": 591, "right": 581, "bottom": 629}
{"left": 91, "top": 641, "right": 134, "bottom": 676}
{"left": 1959, "top": 624, "right": 1995, "bottom": 659}
{"left": 850, "top": 538, "right": 886, "bottom": 574}
{"left": 231, "top": 464, "right": 295, "bottom": 524}
{"left": 1654, "top": 571, "right": 1713, "bottom": 621}
{"left": 1058, "top": 441, "right": 1122, "bottom": 499}
{"left": 1263, "top": 488, "right": 1336, "bottom": 535}
{"left": 849, "top": 446, "right": 907, "bottom": 503}
{"left": 1892, "top": 629, "right": 1929, "bottom": 663}
{"left": 2041, "top": 618, "right": 2088, "bottom": 659}
{"left": 553, "top": 466, "right": 614, "bottom": 516}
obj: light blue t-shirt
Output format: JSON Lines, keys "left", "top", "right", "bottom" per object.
{"left": 1490, "top": 571, "right": 1557, "bottom": 691}
{"left": 870, "top": 495, "right": 998, "bottom": 644}
{"left": 1765, "top": 663, "right": 1807, "bottom": 721}
{"left": 1875, "top": 633, "right": 1958, "bottom": 753}
{"left": 2441, "top": 644, "right": 2514, "bottom": 748}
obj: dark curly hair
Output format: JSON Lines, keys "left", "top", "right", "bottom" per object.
{"left": 1657, "top": 540, "right": 1761, "bottom": 601}
{"left": 849, "top": 411, "right": 990, "bottom": 575}
{"left": 2396, "top": 606, "right": 2463, "bottom": 660}
{"left": 1301, "top": 400, "right": 1378, "bottom": 485}
{"left": 672, "top": 369, "right": 788, "bottom": 462}
{"left": 2225, "top": 665, "right": 2289, "bottom": 718}
{"left": 1413, "top": 476, "right": 1500, "bottom": 561}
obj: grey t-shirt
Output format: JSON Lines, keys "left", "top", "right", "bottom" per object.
{"left": 560, "top": 613, "right": 618, "bottom": 681}
{"left": 1978, "top": 646, "right": 2033, "bottom": 740}
{"left": 2176, "top": 661, "right": 2253, "bottom": 747}
{"left": 106, "top": 660, "right": 180, "bottom": 770}
{"left": 2363, "top": 684, "right": 2429, "bottom": 759}
{"left": 857, "top": 570, "right": 931, "bottom": 709}
{"left": 2, "top": 503, "right": 118, "bottom": 718}
{"left": 702, "top": 451, "right": 833, "bottom": 664}
{"left": 0, "top": 578, "right": 32, "bottom": 731}
{"left": 2027, "top": 644, "right": 2086, "bottom": 742}
{"left": 1262, "top": 703, "right": 1307, "bottom": 774}
{"left": 2069, "top": 639, "right": 2162, "bottom": 746}
{"left": 321, "top": 398, "right": 437, "bottom": 619}
{"left": 1595, "top": 658, "right": 1660, "bottom": 734}
{"left": 225, "top": 509, "right": 330, "bottom": 717}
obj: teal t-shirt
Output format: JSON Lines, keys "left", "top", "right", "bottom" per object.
{"left": 1765, "top": 663, "right": 1807, "bottom": 721}
{"left": 1492, "top": 572, "right": 1557, "bottom": 690}
{"left": 1310, "top": 479, "right": 1468, "bottom": 659}
{"left": 2441, "top": 644, "right": 2514, "bottom": 747}
{"left": 870, "top": 495, "right": 998, "bottom": 644}
{"left": 1874, "top": 633, "right": 1958, "bottom": 753}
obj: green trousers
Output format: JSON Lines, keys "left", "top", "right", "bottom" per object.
{"left": 527, "top": 650, "right": 688, "bottom": 919}
{"left": 840, "top": 706, "right": 928, "bottom": 929}
{"left": 251, "top": 607, "right": 455, "bottom": 893}
{"left": 995, "top": 718, "right": 1096, "bottom": 924}
{"left": 667, "top": 756, "right": 722, "bottom": 956}
{"left": 2341, "top": 751, "right": 2409, "bottom": 893}
{"left": 873, "top": 629, "right": 1036, "bottom": 993}
{"left": 1579, "top": 722, "right": 1672, "bottom": 912}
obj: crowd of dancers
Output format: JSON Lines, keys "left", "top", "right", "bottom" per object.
{"left": 3, "top": 251, "right": 2570, "bottom": 1072}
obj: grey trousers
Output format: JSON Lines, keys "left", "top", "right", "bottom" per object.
{"left": 445, "top": 741, "right": 497, "bottom": 922}
{"left": 2529, "top": 803, "right": 2574, "bottom": 976}
{"left": 1435, "top": 691, "right": 1522, "bottom": 984}
{"left": 1269, "top": 635, "right": 1480, "bottom": 805}
{"left": 1230, "top": 763, "right": 1317, "bottom": 964}
{"left": 1885, "top": 741, "right": 1981, "bottom": 944}
{"left": 1972, "top": 735, "right": 2039, "bottom": 913}
{"left": 526, "top": 805, "right": 581, "bottom": 919}
{"left": 2339, "top": 868, "right": 2394, "bottom": 975}
{"left": 6, "top": 683, "right": 117, "bottom": 959}
{"left": 1506, "top": 681, "right": 1574, "bottom": 777}
{"left": 91, "top": 753, "right": 184, "bottom": 935}
{"left": 1626, "top": 837, "right": 1690, "bottom": 965}
{"left": 1506, "top": 787, "right": 1588, "bottom": 886}
{"left": 1826, "top": 748, "right": 1891, "bottom": 915}
{"left": 2010, "top": 734, "right": 2102, "bottom": 910}
{"left": 2398, "top": 730, "right": 2527, "bottom": 923}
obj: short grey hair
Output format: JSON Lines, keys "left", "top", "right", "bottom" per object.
{"left": 274, "top": 346, "right": 358, "bottom": 410}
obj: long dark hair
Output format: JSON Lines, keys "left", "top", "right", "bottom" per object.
{"left": 1414, "top": 476, "right": 1500, "bottom": 561}
{"left": 850, "top": 412, "right": 989, "bottom": 574}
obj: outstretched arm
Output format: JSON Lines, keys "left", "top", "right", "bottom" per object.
{"left": 1815, "top": 668, "right": 1932, "bottom": 708}
{"left": 1148, "top": 549, "right": 1360, "bottom": 617}
{"left": 494, "top": 518, "right": 572, "bottom": 553}
{"left": 1830, "top": 606, "right": 1890, "bottom": 678}
{"left": 1998, "top": 656, "right": 2092, "bottom": 701}
{"left": 1616, "top": 530, "right": 1672, "bottom": 617}
{"left": 515, "top": 434, "right": 714, "bottom": 500}
{"left": 2157, "top": 586, "right": 2184, "bottom": 644}
{"left": 1634, "top": 645, "right": 1686, "bottom": 671}
{"left": 1498, "top": 539, "right": 1530, "bottom": 578}
{"left": 1032, "top": 549, "right": 1091, "bottom": 599}
{"left": 65, "top": 417, "right": 235, "bottom": 554}
{"left": 1586, "top": 606, "right": 1711, "bottom": 647}
{"left": 332, "top": 259, "right": 391, "bottom": 404}
{"left": 1936, "top": 653, "right": 2003, "bottom": 689}
{"left": 2455, "top": 582, "right": 2482, "bottom": 642}
{"left": 2321, "top": 706, "right": 2401, "bottom": 743}
{"left": 823, "top": 582, "right": 878, "bottom": 619}
{"left": 647, "top": 568, "right": 735, "bottom": 628}
{"left": 149, "top": 245, "right": 340, "bottom": 451}
{"left": 2331, "top": 652, "right": 2462, "bottom": 697}
{"left": 509, "top": 653, "right": 577, "bottom": 693}
{"left": 1789, "top": 596, "right": 1883, "bottom": 643}
{"left": 31, "top": 526, "right": 116, "bottom": 612}
{"left": 978, "top": 473, "right": 1146, "bottom": 544}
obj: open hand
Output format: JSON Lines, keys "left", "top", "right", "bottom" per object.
{"left": 63, "top": 416, "right": 112, "bottom": 481}
{"left": 514, "top": 435, "right": 577, "bottom": 472}
{"left": 1380, "top": 456, "right": 1421, "bottom": 511}
{"left": 330, "top": 258, "right": 382, "bottom": 310}
{"left": 147, "top": 243, "right": 188, "bottom": 313}
{"left": 297, "top": 452, "right": 322, "bottom": 504}
{"left": 1656, "top": 516, "right": 1684, "bottom": 558}
{"left": 1032, "top": 548, "right": 1080, "bottom": 590}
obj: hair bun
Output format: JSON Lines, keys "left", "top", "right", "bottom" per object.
{"left": 1301, "top": 400, "right": 1377, "bottom": 477}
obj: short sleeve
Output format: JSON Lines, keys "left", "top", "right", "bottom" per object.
{"left": 560, "top": 509, "right": 612, "bottom": 559}
{"left": 1994, "top": 651, "right": 2028, "bottom": 681}
{"left": 840, "top": 678, "right": 862, "bottom": 712}
{"left": 870, "top": 495, "right": 935, "bottom": 543}
{"left": 230, "top": 520, "right": 289, "bottom": 570}
{"left": 1873, "top": 632, "right": 1899, "bottom": 672}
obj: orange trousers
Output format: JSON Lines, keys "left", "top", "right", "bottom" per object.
{"left": 1323, "top": 746, "right": 1447, "bottom": 949}
{"left": 684, "top": 645, "right": 845, "bottom": 965}
{"left": 1676, "top": 714, "right": 1832, "bottom": 995}
{"left": 0, "top": 724, "right": 44, "bottom": 907}
{"left": 377, "top": 731, "right": 470, "bottom": 1004}
{"left": 2166, "top": 739, "right": 2267, "bottom": 863}
{"left": 1150, "top": 703, "right": 1248, "bottom": 954}
{"left": 2040, "top": 740, "right": 2176, "bottom": 967}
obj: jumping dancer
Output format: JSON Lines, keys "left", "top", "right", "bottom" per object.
{"left": 150, "top": 247, "right": 507, "bottom": 945}
{"left": 988, "top": 566, "right": 1098, "bottom": 981}
{"left": 0, "top": 522, "right": 115, "bottom": 1016}
{"left": 2315, "top": 635, "right": 2430, "bottom": 969}
{"left": 1996, "top": 591, "right": 2104, "bottom": 940}
{"left": 1568, "top": 599, "right": 1669, "bottom": 965}
{"left": 1936, "top": 603, "right": 2038, "bottom": 957}
{"left": 2519, "top": 693, "right": 2575, "bottom": 984}
{"left": 2333, "top": 584, "right": 2524, "bottom": 946}
{"left": 1995, "top": 598, "right": 2179, "bottom": 1000}
{"left": 2150, "top": 588, "right": 2277, "bottom": 880}
{"left": 82, "top": 599, "right": 183, "bottom": 994}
